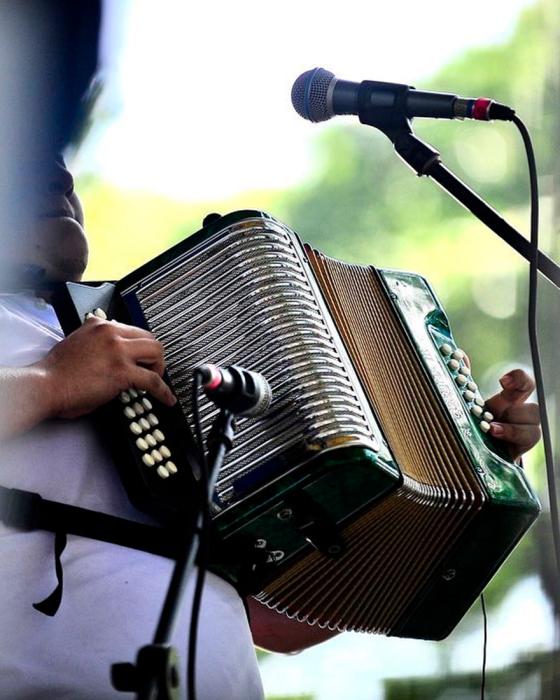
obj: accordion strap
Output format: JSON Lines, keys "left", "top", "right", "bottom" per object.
{"left": 0, "top": 486, "right": 183, "bottom": 616}
{"left": 0, "top": 486, "right": 181, "bottom": 558}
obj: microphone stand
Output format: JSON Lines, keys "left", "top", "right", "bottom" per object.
{"left": 111, "top": 407, "right": 236, "bottom": 700}
{"left": 379, "top": 123, "right": 560, "bottom": 290}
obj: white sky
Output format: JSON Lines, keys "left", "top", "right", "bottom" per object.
{"left": 75, "top": 0, "right": 536, "bottom": 200}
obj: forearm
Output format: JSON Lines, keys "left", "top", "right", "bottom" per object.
{"left": 248, "top": 597, "right": 339, "bottom": 653}
{"left": 0, "top": 366, "right": 54, "bottom": 440}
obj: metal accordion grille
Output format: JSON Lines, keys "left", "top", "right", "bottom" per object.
{"left": 130, "top": 218, "right": 376, "bottom": 507}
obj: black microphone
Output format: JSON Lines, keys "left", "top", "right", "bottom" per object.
{"left": 197, "top": 364, "right": 272, "bottom": 417}
{"left": 291, "top": 67, "right": 515, "bottom": 126}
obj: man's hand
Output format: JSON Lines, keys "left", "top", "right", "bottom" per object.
{"left": 485, "top": 369, "right": 541, "bottom": 462}
{"left": 38, "top": 317, "right": 176, "bottom": 419}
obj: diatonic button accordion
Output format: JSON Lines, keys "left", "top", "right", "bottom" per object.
{"left": 53, "top": 210, "right": 540, "bottom": 640}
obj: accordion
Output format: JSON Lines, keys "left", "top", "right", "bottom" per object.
{"left": 53, "top": 210, "right": 540, "bottom": 640}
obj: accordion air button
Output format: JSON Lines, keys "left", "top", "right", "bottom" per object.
{"left": 459, "top": 366, "right": 470, "bottom": 376}
{"left": 157, "top": 465, "right": 170, "bottom": 479}
{"left": 475, "top": 397, "right": 485, "bottom": 407}
{"left": 480, "top": 420, "right": 491, "bottom": 433}
{"left": 151, "top": 449, "right": 163, "bottom": 463}
{"left": 146, "top": 434, "right": 157, "bottom": 447}
{"left": 471, "top": 405, "right": 483, "bottom": 418}
{"left": 452, "top": 349, "right": 465, "bottom": 360}
{"left": 136, "top": 437, "right": 149, "bottom": 451}
{"left": 142, "top": 453, "right": 155, "bottom": 467}
{"left": 142, "top": 398, "right": 153, "bottom": 411}
{"left": 160, "top": 445, "right": 171, "bottom": 459}
{"left": 165, "top": 461, "right": 178, "bottom": 475}
{"left": 93, "top": 307, "right": 107, "bottom": 320}
{"left": 124, "top": 406, "right": 136, "bottom": 420}
{"left": 132, "top": 401, "right": 145, "bottom": 415}
{"left": 448, "top": 359, "right": 461, "bottom": 371}
{"left": 153, "top": 429, "right": 165, "bottom": 443}
{"left": 139, "top": 418, "right": 150, "bottom": 431}
{"left": 130, "top": 422, "right": 142, "bottom": 436}
{"left": 455, "top": 375, "right": 467, "bottom": 387}
{"left": 463, "top": 390, "right": 475, "bottom": 402}
{"left": 147, "top": 413, "right": 159, "bottom": 427}
{"left": 129, "top": 389, "right": 139, "bottom": 399}
{"left": 483, "top": 411, "right": 494, "bottom": 422}
{"left": 440, "top": 343, "right": 453, "bottom": 356}
{"left": 119, "top": 391, "right": 131, "bottom": 404}
{"left": 84, "top": 312, "right": 95, "bottom": 321}
{"left": 467, "top": 381, "right": 478, "bottom": 392}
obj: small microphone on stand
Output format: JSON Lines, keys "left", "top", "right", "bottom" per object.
{"left": 197, "top": 364, "right": 273, "bottom": 417}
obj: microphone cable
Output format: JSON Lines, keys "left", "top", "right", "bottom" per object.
{"left": 187, "top": 368, "right": 211, "bottom": 700}
{"left": 480, "top": 593, "right": 487, "bottom": 700}
{"left": 479, "top": 116, "right": 559, "bottom": 700}
{"left": 513, "top": 115, "right": 560, "bottom": 586}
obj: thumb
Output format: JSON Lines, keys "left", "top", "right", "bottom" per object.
{"left": 485, "top": 369, "right": 535, "bottom": 420}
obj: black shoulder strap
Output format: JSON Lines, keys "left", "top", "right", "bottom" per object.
{"left": 0, "top": 486, "right": 181, "bottom": 558}
{"left": 0, "top": 486, "right": 182, "bottom": 616}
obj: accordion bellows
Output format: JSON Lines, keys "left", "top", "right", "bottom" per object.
{"left": 57, "top": 211, "right": 540, "bottom": 640}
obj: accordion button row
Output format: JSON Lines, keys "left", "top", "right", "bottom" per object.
{"left": 439, "top": 343, "right": 494, "bottom": 435}
{"left": 118, "top": 387, "right": 177, "bottom": 480}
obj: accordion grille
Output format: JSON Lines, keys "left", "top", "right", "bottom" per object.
{"left": 129, "top": 221, "right": 377, "bottom": 504}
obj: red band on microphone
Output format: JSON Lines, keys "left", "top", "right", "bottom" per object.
{"left": 203, "top": 364, "right": 222, "bottom": 390}
{"left": 472, "top": 98, "right": 492, "bottom": 121}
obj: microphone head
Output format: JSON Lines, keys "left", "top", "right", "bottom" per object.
{"left": 291, "top": 67, "right": 336, "bottom": 123}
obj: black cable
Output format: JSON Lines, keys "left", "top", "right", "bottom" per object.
{"left": 480, "top": 593, "right": 487, "bottom": 700}
{"left": 187, "top": 370, "right": 210, "bottom": 700}
{"left": 512, "top": 116, "right": 560, "bottom": 593}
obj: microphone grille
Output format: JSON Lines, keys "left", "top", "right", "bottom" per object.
{"left": 291, "top": 67, "right": 336, "bottom": 122}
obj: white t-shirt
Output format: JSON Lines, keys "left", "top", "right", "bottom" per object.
{"left": 0, "top": 292, "right": 264, "bottom": 700}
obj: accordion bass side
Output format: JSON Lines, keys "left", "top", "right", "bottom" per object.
{"left": 53, "top": 211, "right": 540, "bottom": 640}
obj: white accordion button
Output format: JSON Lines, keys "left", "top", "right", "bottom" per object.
{"left": 151, "top": 449, "right": 163, "bottom": 463}
{"left": 463, "top": 390, "right": 475, "bottom": 402}
{"left": 448, "top": 359, "right": 461, "bottom": 371}
{"left": 129, "top": 389, "right": 139, "bottom": 399}
{"left": 132, "top": 402, "right": 145, "bottom": 415}
{"left": 84, "top": 312, "right": 95, "bottom": 321}
{"left": 119, "top": 391, "right": 131, "bottom": 404}
{"left": 136, "top": 437, "right": 149, "bottom": 451}
{"left": 475, "top": 397, "right": 485, "bottom": 407}
{"left": 153, "top": 429, "right": 165, "bottom": 443}
{"left": 471, "top": 405, "right": 483, "bottom": 418}
{"left": 452, "top": 349, "right": 465, "bottom": 361}
{"left": 480, "top": 420, "right": 491, "bottom": 433}
{"left": 165, "top": 461, "right": 178, "bottom": 475}
{"left": 129, "top": 422, "right": 142, "bottom": 436}
{"left": 139, "top": 418, "right": 150, "bottom": 431}
{"left": 146, "top": 434, "right": 157, "bottom": 448}
{"left": 157, "top": 465, "right": 170, "bottom": 479}
{"left": 124, "top": 406, "right": 136, "bottom": 420}
{"left": 147, "top": 413, "right": 159, "bottom": 427}
{"left": 160, "top": 445, "right": 171, "bottom": 459}
{"left": 459, "top": 366, "right": 470, "bottom": 376}
{"left": 483, "top": 411, "right": 494, "bottom": 422}
{"left": 93, "top": 308, "right": 107, "bottom": 320}
{"left": 142, "top": 453, "right": 155, "bottom": 467}
{"left": 455, "top": 375, "right": 467, "bottom": 387}
{"left": 467, "top": 381, "right": 478, "bottom": 392}
{"left": 440, "top": 343, "right": 453, "bottom": 356}
{"left": 142, "top": 398, "right": 153, "bottom": 411}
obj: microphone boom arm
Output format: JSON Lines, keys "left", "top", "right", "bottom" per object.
{"left": 388, "top": 127, "right": 560, "bottom": 290}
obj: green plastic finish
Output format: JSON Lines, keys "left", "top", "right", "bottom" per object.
{"left": 379, "top": 269, "right": 540, "bottom": 513}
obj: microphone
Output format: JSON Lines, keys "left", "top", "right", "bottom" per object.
{"left": 291, "top": 67, "right": 515, "bottom": 126}
{"left": 197, "top": 364, "right": 273, "bottom": 417}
